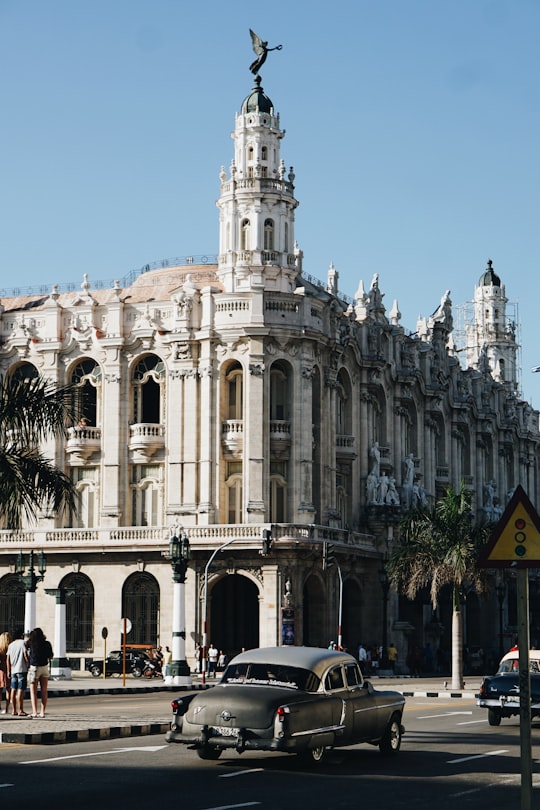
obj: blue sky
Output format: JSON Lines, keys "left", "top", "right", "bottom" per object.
{"left": 1, "top": 0, "right": 540, "bottom": 404}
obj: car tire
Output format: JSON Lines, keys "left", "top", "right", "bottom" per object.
{"left": 488, "top": 709, "right": 502, "bottom": 726}
{"left": 299, "top": 744, "right": 327, "bottom": 764}
{"left": 197, "top": 746, "right": 222, "bottom": 760}
{"left": 132, "top": 667, "right": 143, "bottom": 678}
{"left": 379, "top": 715, "right": 403, "bottom": 756}
{"left": 90, "top": 666, "right": 102, "bottom": 678}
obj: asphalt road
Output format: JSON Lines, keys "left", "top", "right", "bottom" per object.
{"left": 1, "top": 692, "right": 539, "bottom": 809}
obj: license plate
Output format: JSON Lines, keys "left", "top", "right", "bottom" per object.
{"left": 211, "top": 725, "right": 239, "bottom": 737}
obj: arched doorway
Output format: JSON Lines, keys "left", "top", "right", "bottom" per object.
{"left": 122, "top": 573, "right": 160, "bottom": 646}
{"left": 60, "top": 573, "right": 94, "bottom": 653}
{"left": 0, "top": 574, "right": 25, "bottom": 635}
{"left": 209, "top": 574, "right": 259, "bottom": 659}
{"left": 303, "top": 575, "right": 325, "bottom": 648}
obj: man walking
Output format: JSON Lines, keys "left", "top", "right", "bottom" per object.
{"left": 6, "top": 629, "right": 29, "bottom": 716}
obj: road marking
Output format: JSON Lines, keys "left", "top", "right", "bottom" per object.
{"left": 0, "top": 784, "right": 14, "bottom": 789}
{"left": 418, "top": 711, "right": 472, "bottom": 719}
{"left": 219, "top": 768, "right": 264, "bottom": 779}
{"left": 456, "top": 719, "right": 488, "bottom": 725}
{"left": 21, "top": 745, "right": 166, "bottom": 764}
{"left": 203, "top": 804, "right": 261, "bottom": 809}
{"left": 447, "top": 748, "right": 508, "bottom": 764}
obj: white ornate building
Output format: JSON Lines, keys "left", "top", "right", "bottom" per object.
{"left": 1, "top": 71, "right": 539, "bottom": 673}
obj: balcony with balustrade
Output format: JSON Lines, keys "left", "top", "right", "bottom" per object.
{"left": 66, "top": 424, "right": 102, "bottom": 462}
{"left": 128, "top": 423, "right": 165, "bottom": 462}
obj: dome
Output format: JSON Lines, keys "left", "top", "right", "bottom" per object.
{"left": 479, "top": 259, "right": 501, "bottom": 288}
{"left": 241, "top": 77, "right": 274, "bottom": 115}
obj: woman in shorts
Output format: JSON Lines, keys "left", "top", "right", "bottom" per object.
{"left": 27, "top": 627, "right": 53, "bottom": 718}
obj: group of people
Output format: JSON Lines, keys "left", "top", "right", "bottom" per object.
{"left": 0, "top": 628, "right": 54, "bottom": 717}
{"left": 194, "top": 643, "right": 228, "bottom": 677}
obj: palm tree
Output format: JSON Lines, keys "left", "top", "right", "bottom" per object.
{"left": 387, "top": 482, "right": 489, "bottom": 689}
{"left": 0, "top": 374, "right": 78, "bottom": 529}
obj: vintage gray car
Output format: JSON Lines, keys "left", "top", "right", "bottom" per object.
{"left": 165, "top": 646, "right": 405, "bottom": 763}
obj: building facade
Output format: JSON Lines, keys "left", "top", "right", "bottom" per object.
{"left": 1, "top": 74, "right": 539, "bottom": 673}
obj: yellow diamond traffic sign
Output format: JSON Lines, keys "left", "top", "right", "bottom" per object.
{"left": 477, "top": 485, "right": 540, "bottom": 568}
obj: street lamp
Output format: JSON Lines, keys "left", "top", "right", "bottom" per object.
{"left": 496, "top": 574, "right": 506, "bottom": 660}
{"left": 15, "top": 549, "right": 47, "bottom": 634}
{"left": 165, "top": 530, "right": 192, "bottom": 686}
{"left": 378, "top": 565, "right": 390, "bottom": 668}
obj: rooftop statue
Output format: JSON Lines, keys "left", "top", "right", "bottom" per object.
{"left": 249, "top": 29, "right": 282, "bottom": 76}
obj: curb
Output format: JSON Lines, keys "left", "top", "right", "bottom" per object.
{"left": 0, "top": 721, "right": 171, "bottom": 746}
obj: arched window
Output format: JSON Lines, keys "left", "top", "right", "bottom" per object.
{"left": 261, "top": 146, "right": 267, "bottom": 161}
{"left": 270, "top": 465, "right": 287, "bottom": 522}
{"left": 61, "top": 573, "right": 94, "bottom": 652}
{"left": 10, "top": 362, "right": 39, "bottom": 382}
{"left": 0, "top": 575, "right": 25, "bottom": 635}
{"left": 131, "top": 464, "right": 162, "bottom": 526}
{"left": 226, "top": 363, "right": 243, "bottom": 420}
{"left": 71, "top": 358, "right": 101, "bottom": 426}
{"left": 70, "top": 467, "right": 98, "bottom": 528}
{"left": 270, "top": 364, "right": 289, "bottom": 421}
{"left": 226, "top": 463, "right": 243, "bottom": 524}
{"left": 264, "top": 219, "right": 274, "bottom": 251}
{"left": 240, "top": 219, "right": 250, "bottom": 251}
{"left": 284, "top": 222, "right": 289, "bottom": 253}
{"left": 122, "top": 572, "right": 159, "bottom": 646}
{"left": 132, "top": 354, "right": 165, "bottom": 424}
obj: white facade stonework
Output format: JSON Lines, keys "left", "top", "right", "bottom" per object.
{"left": 1, "top": 76, "right": 539, "bottom": 672}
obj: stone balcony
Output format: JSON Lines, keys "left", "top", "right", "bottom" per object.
{"left": 0, "top": 522, "right": 378, "bottom": 557}
{"left": 66, "top": 425, "right": 102, "bottom": 462}
{"left": 128, "top": 423, "right": 165, "bottom": 462}
{"left": 270, "top": 420, "right": 291, "bottom": 458}
{"left": 336, "top": 433, "right": 356, "bottom": 459}
{"left": 221, "top": 419, "right": 243, "bottom": 458}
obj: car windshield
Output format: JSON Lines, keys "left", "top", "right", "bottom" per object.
{"left": 220, "top": 662, "right": 320, "bottom": 692}
{"left": 497, "top": 658, "right": 540, "bottom": 674}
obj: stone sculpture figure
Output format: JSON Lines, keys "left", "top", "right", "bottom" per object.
{"left": 249, "top": 29, "right": 282, "bottom": 75}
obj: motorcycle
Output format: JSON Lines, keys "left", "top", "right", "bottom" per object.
{"left": 142, "top": 659, "right": 162, "bottom": 678}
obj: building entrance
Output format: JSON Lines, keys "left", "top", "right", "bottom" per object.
{"left": 209, "top": 574, "right": 259, "bottom": 660}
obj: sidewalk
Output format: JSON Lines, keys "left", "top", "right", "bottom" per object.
{"left": 0, "top": 672, "right": 482, "bottom": 747}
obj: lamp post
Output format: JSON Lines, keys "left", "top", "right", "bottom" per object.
{"left": 496, "top": 575, "right": 506, "bottom": 660}
{"left": 378, "top": 565, "right": 390, "bottom": 668}
{"left": 165, "top": 530, "right": 192, "bottom": 686}
{"left": 15, "top": 549, "right": 47, "bottom": 634}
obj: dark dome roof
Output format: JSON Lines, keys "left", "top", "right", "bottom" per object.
{"left": 479, "top": 260, "right": 501, "bottom": 287}
{"left": 241, "top": 77, "right": 273, "bottom": 114}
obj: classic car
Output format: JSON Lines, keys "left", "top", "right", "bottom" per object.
{"left": 165, "top": 645, "right": 405, "bottom": 763}
{"left": 86, "top": 648, "right": 151, "bottom": 678}
{"left": 477, "top": 649, "right": 540, "bottom": 725}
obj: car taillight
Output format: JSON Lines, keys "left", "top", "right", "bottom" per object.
{"left": 277, "top": 705, "right": 289, "bottom": 722}
{"left": 171, "top": 699, "right": 180, "bottom": 712}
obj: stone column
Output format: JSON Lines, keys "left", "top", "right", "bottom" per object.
{"left": 45, "top": 588, "right": 72, "bottom": 680}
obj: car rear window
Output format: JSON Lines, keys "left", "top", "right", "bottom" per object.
{"left": 221, "top": 662, "right": 320, "bottom": 692}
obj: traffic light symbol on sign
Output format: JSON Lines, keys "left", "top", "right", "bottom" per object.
{"left": 514, "top": 517, "right": 527, "bottom": 558}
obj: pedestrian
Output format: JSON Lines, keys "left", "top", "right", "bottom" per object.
{"left": 218, "top": 650, "right": 228, "bottom": 671}
{"left": 162, "top": 646, "right": 172, "bottom": 678}
{"left": 0, "top": 631, "right": 11, "bottom": 714}
{"left": 194, "top": 642, "right": 202, "bottom": 674}
{"left": 207, "top": 643, "right": 218, "bottom": 677}
{"left": 6, "top": 629, "right": 29, "bottom": 716}
{"left": 27, "top": 627, "right": 53, "bottom": 718}
{"left": 357, "top": 642, "right": 367, "bottom": 675}
{"left": 387, "top": 642, "right": 398, "bottom": 673}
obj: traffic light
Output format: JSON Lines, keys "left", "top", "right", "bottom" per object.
{"left": 261, "top": 529, "right": 272, "bottom": 556}
{"left": 323, "top": 541, "right": 336, "bottom": 571}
